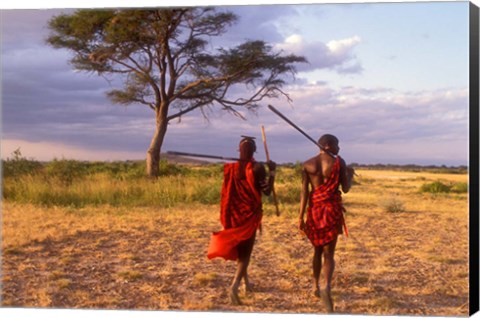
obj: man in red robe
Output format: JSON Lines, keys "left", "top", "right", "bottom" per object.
{"left": 207, "top": 136, "right": 276, "bottom": 305}
{"left": 298, "top": 134, "right": 354, "bottom": 313}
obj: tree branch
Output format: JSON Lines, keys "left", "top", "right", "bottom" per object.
{"left": 166, "top": 102, "right": 208, "bottom": 121}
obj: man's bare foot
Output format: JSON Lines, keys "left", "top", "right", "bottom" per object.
{"left": 229, "top": 288, "right": 242, "bottom": 305}
{"left": 321, "top": 290, "right": 334, "bottom": 313}
{"left": 313, "top": 288, "right": 321, "bottom": 298}
{"left": 245, "top": 282, "right": 254, "bottom": 292}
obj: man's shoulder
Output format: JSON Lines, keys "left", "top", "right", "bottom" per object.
{"left": 251, "top": 161, "right": 266, "bottom": 180}
{"left": 304, "top": 155, "right": 321, "bottom": 166}
{"left": 303, "top": 156, "right": 320, "bottom": 173}
{"left": 252, "top": 161, "right": 265, "bottom": 171}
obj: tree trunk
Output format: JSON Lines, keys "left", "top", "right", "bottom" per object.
{"left": 146, "top": 117, "right": 168, "bottom": 177}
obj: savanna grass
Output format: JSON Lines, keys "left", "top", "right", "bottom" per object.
{"left": 3, "top": 171, "right": 223, "bottom": 208}
{"left": 3, "top": 157, "right": 469, "bottom": 210}
{"left": 2, "top": 163, "right": 470, "bottom": 315}
{"left": 2, "top": 158, "right": 299, "bottom": 208}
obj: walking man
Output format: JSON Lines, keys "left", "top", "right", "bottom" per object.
{"left": 207, "top": 136, "right": 276, "bottom": 305}
{"left": 298, "top": 134, "right": 354, "bottom": 313}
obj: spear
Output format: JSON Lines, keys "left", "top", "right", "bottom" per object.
{"left": 166, "top": 151, "right": 240, "bottom": 162}
{"left": 268, "top": 104, "right": 336, "bottom": 158}
{"left": 268, "top": 105, "right": 358, "bottom": 178}
{"left": 261, "top": 125, "right": 280, "bottom": 216}
{"left": 167, "top": 151, "right": 266, "bottom": 164}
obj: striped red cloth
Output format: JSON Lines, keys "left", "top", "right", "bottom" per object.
{"left": 207, "top": 161, "right": 262, "bottom": 261}
{"left": 304, "top": 156, "right": 348, "bottom": 246}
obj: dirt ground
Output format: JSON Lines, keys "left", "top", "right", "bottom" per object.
{"left": 1, "top": 170, "right": 470, "bottom": 316}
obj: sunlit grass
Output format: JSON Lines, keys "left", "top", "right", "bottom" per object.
{"left": 1, "top": 166, "right": 469, "bottom": 315}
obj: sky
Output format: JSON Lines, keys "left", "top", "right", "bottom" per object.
{"left": 0, "top": 0, "right": 476, "bottom": 166}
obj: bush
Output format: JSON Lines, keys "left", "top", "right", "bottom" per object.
{"left": 2, "top": 148, "right": 43, "bottom": 177}
{"left": 450, "top": 182, "right": 468, "bottom": 194}
{"left": 419, "top": 181, "right": 451, "bottom": 194}
{"left": 88, "top": 161, "right": 145, "bottom": 180}
{"left": 381, "top": 196, "right": 405, "bottom": 213}
{"left": 45, "top": 159, "right": 90, "bottom": 184}
{"left": 159, "top": 159, "right": 189, "bottom": 176}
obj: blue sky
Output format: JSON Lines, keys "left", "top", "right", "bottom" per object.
{"left": 0, "top": 0, "right": 475, "bottom": 166}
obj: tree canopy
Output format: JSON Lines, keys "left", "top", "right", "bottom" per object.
{"left": 47, "top": 7, "right": 306, "bottom": 176}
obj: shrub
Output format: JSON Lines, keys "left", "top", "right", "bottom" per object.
{"left": 91, "top": 161, "right": 145, "bottom": 180}
{"left": 419, "top": 181, "right": 451, "bottom": 194}
{"left": 450, "top": 182, "right": 468, "bottom": 194}
{"left": 381, "top": 196, "right": 405, "bottom": 213}
{"left": 45, "top": 159, "right": 90, "bottom": 184}
{"left": 159, "top": 159, "right": 189, "bottom": 176}
{"left": 2, "top": 148, "right": 43, "bottom": 177}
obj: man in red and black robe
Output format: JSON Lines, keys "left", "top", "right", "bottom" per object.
{"left": 207, "top": 136, "right": 276, "bottom": 305}
{"left": 299, "top": 134, "right": 355, "bottom": 313}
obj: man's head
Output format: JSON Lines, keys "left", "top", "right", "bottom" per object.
{"left": 318, "top": 134, "right": 339, "bottom": 155}
{"left": 239, "top": 136, "right": 256, "bottom": 160}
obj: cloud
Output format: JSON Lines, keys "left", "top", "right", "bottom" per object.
{"left": 163, "top": 83, "right": 469, "bottom": 166}
{"left": 1, "top": 6, "right": 469, "bottom": 166}
{"left": 275, "top": 34, "right": 363, "bottom": 74}
{"left": 276, "top": 83, "right": 469, "bottom": 163}
{"left": 326, "top": 36, "right": 361, "bottom": 59}
{"left": 227, "top": 6, "right": 298, "bottom": 43}
{"left": 1, "top": 138, "right": 145, "bottom": 161}
{"left": 1, "top": 9, "right": 72, "bottom": 50}
{"left": 2, "top": 79, "right": 469, "bottom": 165}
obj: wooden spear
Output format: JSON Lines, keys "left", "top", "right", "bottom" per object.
{"left": 167, "top": 151, "right": 266, "bottom": 164}
{"left": 166, "top": 151, "right": 240, "bottom": 162}
{"left": 268, "top": 104, "right": 336, "bottom": 158}
{"left": 261, "top": 125, "right": 280, "bottom": 216}
{"left": 268, "top": 104, "right": 358, "bottom": 180}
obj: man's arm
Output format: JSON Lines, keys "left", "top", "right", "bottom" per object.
{"left": 254, "top": 161, "right": 276, "bottom": 196}
{"left": 340, "top": 158, "right": 354, "bottom": 193}
{"left": 299, "top": 167, "right": 309, "bottom": 232}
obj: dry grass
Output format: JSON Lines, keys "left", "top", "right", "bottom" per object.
{"left": 1, "top": 169, "right": 469, "bottom": 315}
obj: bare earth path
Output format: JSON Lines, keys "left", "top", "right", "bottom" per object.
{"left": 2, "top": 170, "right": 469, "bottom": 315}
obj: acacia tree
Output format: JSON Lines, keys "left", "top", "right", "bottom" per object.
{"left": 47, "top": 8, "right": 306, "bottom": 177}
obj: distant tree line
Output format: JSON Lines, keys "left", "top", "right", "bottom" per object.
{"left": 348, "top": 163, "right": 468, "bottom": 174}
{"left": 281, "top": 161, "right": 468, "bottom": 174}
{"left": 2, "top": 149, "right": 468, "bottom": 178}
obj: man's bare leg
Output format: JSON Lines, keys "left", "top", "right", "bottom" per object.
{"left": 321, "top": 237, "right": 338, "bottom": 313}
{"left": 244, "top": 272, "right": 254, "bottom": 292}
{"left": 229, "top": 233, "right": 256, "bottom": 305}
{"left": 313, "top": 245, "right": 323, "bottom": 297}
{"left": 230, "top": 260, "right": 244, "bottom": 305}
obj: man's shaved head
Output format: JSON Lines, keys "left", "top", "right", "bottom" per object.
{"left": 318, "top": 134, "right": 339, "bottom": 148}
{"left": 239, "top": 136, "right": 256, "bottom": 161}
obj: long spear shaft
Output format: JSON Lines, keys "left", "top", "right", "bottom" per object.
{"left": 268, "top": 104, "right": 336, "bottom": 158}
{"left": 167, "top": 151, "right": 266, "bottom": 164}
{"left": 261, "top": 125, "right": 280, "bottom": 216}
{"left": 166, "top": 151, "right": 240, "bottom": 162}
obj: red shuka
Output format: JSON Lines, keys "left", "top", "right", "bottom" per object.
{"left": 207, "top": 161, "right": 262, "bottom": 261}
{"left": 304, "top": 156, "right": 348, "bottom": 246}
